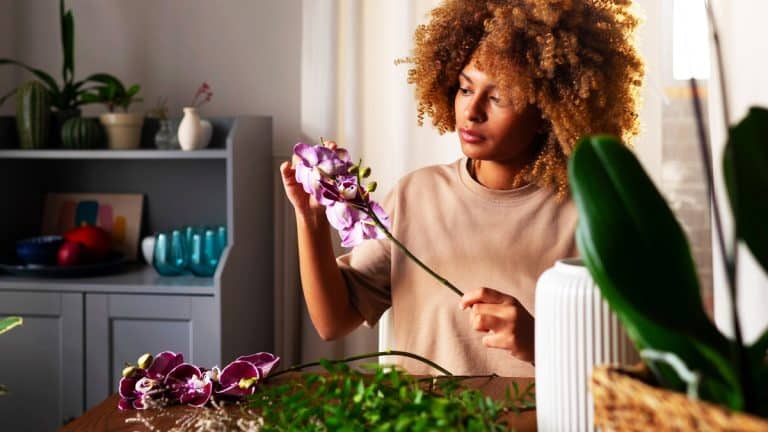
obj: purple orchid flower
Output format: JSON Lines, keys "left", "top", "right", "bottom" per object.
{"left": 118, "top": 368, "right": 149, "bottom": 410}
{"left": 216, "top": 360, "right": 262, "bottom": 397}
{"left": 326, "top": 200, "right": 390, "bottom": 247}
{"left": 146, "top": 351, "right": 184, "bottom": 380}
{"left": 216, "top": 352, "right": 281, "bottom": 397}
{"left": 293, "top": 142, "right": 391, "bottom": 248}
{"left": 164, "top": 363, "right": 213, "bottom": 407}
{"left": 294, "top": 143, "right": 351, "bottom": 206}
{"left": 236, "top": 352, "right": 281, "bottom": 377}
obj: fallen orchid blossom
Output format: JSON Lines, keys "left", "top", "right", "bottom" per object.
{"left": 117, "top": 351, "right": 280, "bottom": 410}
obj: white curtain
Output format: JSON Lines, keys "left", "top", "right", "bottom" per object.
{"left": 277, "top": 0, "right": 459, "bottom": 364}
{"left": 709, "top": 0, "right": 768, "bottom": 343}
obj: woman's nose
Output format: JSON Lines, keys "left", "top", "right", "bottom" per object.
{"left": 465, "top": 97, "right": 487, "bottom": 123}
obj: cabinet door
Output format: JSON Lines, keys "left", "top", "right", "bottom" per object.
{"left": 85, "top": 294, "right": 218, "bottom": 408}
{"left": 0, "top": 291, "right": 84, "bottom": 430}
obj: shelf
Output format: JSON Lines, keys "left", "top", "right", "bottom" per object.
{"left": 0, "top": 149, "right": 228, "bottom": 159}
{"left": 0, "top": 264, "right": 216, "bottom": 295}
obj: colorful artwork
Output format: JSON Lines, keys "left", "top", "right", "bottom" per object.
{"left": 41, "top": 193, "right": 144, "bottom": 261}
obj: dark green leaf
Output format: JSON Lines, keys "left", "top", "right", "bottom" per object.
{"left": 749, "top": 328, "right": 768, "bottom": 368}
{"left": 570, "top": 136, "right": 722, "bottom": 342}
{"left": 724, "top": 107, "right": 768, "bottom": 274}
{"left": 0, "top": 88, "right": 17, "bottom": 107}
{"left": 569, "top": 135, "right": 740, "bottom": 407}
{"left": 0, "top": 59, "right": 59, "bottom": 92}
{"left": 62, "top": 11, "right": 74, "bottom": 83}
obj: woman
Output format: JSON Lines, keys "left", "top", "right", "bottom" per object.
{"left": 280, "top": 0, "right": 643, "bottom": 376}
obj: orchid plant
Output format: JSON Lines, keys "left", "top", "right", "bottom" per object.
{"left": 118, "top": 351, "right": 280, "bottom": 410}
{"left": 293, "top": 140, "right": 463, "bottom": 297}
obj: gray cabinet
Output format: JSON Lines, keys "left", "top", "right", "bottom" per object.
{"left": 85, "top": 293, "right": 218, "bottom": 407}
{"left": 0, "top": 291, "right": 83, "bottom": 431}
{"left": 0, "top": 116, "right": 275, "bottom": 426}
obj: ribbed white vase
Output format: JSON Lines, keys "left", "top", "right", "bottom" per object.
{"left": 535, "top": 258, "right": 638, "bottom": 432}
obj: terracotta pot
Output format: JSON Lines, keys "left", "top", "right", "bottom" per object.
{"left": 99, "top": 112, "right": 144, "bottom": 149}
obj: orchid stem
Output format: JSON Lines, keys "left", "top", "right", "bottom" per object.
{"left": 266, "top": 350, "right": 454, "bottom": 380}
{"left": 364, "top": 205, "right": 464, "bottom": 297}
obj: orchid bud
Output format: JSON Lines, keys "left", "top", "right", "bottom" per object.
{"left": 366, "top": 182, "right": 378, "bottom": 193}
{"left": 137, "top": 353, "right": 153, "bottom": 369}
{"left": 238, "top": 377, "right": 259, "bottom": 389}
{"left": 361, "top": 167, "right": 372, "bottom": 178}
{"left": 349, "top": 164, "right": 360, "bottom": 174}
{"left": 122, "top": 366, "right": 137, "bottom": 378}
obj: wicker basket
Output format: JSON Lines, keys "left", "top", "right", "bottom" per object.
{"left": 591, "top": 365, "right": 768, "bottom": 431}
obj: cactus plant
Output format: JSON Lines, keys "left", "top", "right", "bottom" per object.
{"left": 61, "top": 117, "right": 105, "bottom": 149}
{"left": 15, "top": 81, "right": 51, "bottom": 149}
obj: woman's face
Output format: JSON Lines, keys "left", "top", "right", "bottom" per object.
{"left": 454, "top": 63, "right": 542, "bottom": 164}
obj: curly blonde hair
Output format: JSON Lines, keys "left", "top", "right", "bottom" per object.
{"left": 405, "top": 0, "right": 644, "bottom": 194}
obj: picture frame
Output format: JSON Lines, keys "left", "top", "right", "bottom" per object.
{"left": 41, "top": 193, "right": 144, "bottom": 261}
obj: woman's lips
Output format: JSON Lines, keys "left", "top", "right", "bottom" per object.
{"left": 459, "top": 128, "right": 485, "bottom": 144}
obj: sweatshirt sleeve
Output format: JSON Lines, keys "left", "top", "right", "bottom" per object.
{"left": 335, "top": 186, "right": 398, "bottom": 326}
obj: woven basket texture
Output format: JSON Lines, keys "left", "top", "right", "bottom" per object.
{"left": 591, "top": 365, "right": 768, "bottom": 432}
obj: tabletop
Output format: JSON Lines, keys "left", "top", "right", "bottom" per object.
{"left": 61, "top": 374, "right": 536, "bottom": 431}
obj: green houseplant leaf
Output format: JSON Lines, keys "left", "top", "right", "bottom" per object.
{"left": 0, "top": 316, "right": 22, "bottom": 335}
{"left": 724, "top": 107, "right": 768, "bottom": 274}
{"left": 60, "top": 0, "right": 74, "bottom": 84}
{"left": 569, "top": 135, "right": 740, "bottom": 407}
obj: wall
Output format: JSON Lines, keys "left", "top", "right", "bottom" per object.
{"left": 0, "top": 2, "right": 18, "bottom": 116}
{"left": 0, "top": 0, "right": 302, "bottom": 155}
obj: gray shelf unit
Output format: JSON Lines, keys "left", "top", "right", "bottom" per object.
{"left": 0, "top": 116, "right": 274, "bottom": 430}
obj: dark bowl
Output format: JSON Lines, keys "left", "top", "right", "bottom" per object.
{"left": 16, "top": 235, "right": 64, "bottom": 266}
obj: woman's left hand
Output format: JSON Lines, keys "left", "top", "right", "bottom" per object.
{"left": 460, "top": 287, "right": 535, "bottom": 363}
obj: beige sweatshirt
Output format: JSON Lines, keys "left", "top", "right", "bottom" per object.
{"left": 337, "top": 158, "right": 578, "bottom": 377}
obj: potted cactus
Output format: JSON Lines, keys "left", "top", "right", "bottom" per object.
{"left": 0, "top": 0, "right": 124, "bottom": 148}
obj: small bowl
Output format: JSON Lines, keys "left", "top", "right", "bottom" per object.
{"left": 16, "top": 235, "right": 64, "bottom": 266}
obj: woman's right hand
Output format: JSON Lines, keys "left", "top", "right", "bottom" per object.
{"left": 279, "top": 140, "right": 338, "bottom": 222}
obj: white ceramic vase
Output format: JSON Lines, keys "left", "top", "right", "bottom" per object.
{"left": 177, "top": 107, "right": 203, "bottom": 151}
{"left": 535, "top": 258, "right": 638, "bottom": 432}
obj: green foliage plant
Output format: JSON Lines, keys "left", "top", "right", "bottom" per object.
{"left": 252, "top": 360, "right": 534, "bottom": 431}
{"left": 568, "top": 3, "right": 767, "bottom": 418}
{"left": 0, "top": 316, "right": 22, "bottom": 396}
{"left": 0, "top": 0, "right": 124, "bottom": 112}
{"left": 80, "top": 75, "right": 142, "bottom": 112}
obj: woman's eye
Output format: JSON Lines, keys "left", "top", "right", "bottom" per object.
{"left": 458, "top": 87, "right": 471, "bottom": 95}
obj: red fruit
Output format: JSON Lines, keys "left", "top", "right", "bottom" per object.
{"left": 57, "top": 241, "right": 85, "bottom": 266}
{"left": 63, "top": 225, "right": 112, "bottom": 262}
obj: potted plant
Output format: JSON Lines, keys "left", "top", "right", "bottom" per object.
{"left": 565, "top": 3, "right": 768, "bottom": 428}
{"left": 0, "top": 0, "right": 124, "bottom": 148}
{"left": 569, "top": 112, "right": 767, "bottom": 430}
{"left": 81, "top": 75, "right": 144, "bottom": 149}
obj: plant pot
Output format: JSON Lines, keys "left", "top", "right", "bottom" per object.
{"left": 50, "top": 108, "right": 82, "bottom": 148}
{"left": 99, "top": 112, "right": 144, "bottom": 150}
{"left": 61, "top": 117, "right": 105, "bottom": 149}
{"left": 591, "top": 365, "right": 768, "bottom": 431}
{"left": 534, "top": 258, "right": 639, "bottom": 432}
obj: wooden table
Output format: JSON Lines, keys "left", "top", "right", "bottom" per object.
{"left": 61, "top": 375, "right": 536, "bottom": 431}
